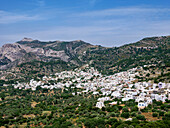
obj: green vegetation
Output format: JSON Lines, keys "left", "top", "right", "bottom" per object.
{"left": 0, "top": 86, "right": 169, "bottom": 127}
{"left": 83, "top": 36, "right": 170, "bottom": 78}
{"left": 0, "top": 60, "right": 77, "bottom": 84}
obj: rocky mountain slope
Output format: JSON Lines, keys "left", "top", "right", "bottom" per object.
{"left": 0, "top": 36, "right": 169, "bottom": 83}
{"left": 0, "top": 38, "right": 92, "bottom": 70}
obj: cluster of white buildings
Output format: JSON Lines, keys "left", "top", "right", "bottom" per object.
{"left": 6, "top": 64, "right": 170, "bottom": 109}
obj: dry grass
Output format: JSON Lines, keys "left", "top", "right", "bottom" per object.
{"left": 19, "top": 123, "right": 27, "bottom": 128}
{"left": 42, "top": 111, "right": 51, "bottom": 116}
{"left": 23, "top": 114, "right": 35, "bottom": 118}
{"left": 141, "top": 112, "right": 160, "bottom": 121}
{"left": 119, "top": 104, "right": 125, "bottom": 107}
{"left": 31, "top": 101, "right": 39, "bottom": 108}
{"left": 5, "top": 96, "right": 16, "bottom": 100}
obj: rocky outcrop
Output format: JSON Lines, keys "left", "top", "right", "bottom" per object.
{"left": 0, "top": 38, "right": 91, "bottom": 69}
{"left": 0, "top": 44, "right": 26, "bottom": 62}
{"left": 21, "top": 37, "right": 34, "bottom": 42}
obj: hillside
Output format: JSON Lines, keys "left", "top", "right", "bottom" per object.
{"left": 83, "top": 36, "right": 170, "bottom": 74}
{"left": 0, "top": 36, "right": 169, "bottom": 83}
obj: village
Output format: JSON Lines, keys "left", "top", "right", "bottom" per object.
{"left": 7, "top": 64, "right": 170, "bottom": 110}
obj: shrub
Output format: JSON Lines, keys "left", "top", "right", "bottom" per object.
{"left": 152, "top": 112, "right": 158, "bottom": 117}
{"left": 122, "top": 107, "right": 129, "bottom": 112}
{"left": 163, "top": 113, "right": 170, "bottom": 120}
{"left": 159, "top": 111, "right": 165, "bottom": 116}
{"left": 131, "top": 112, "right": 137, "bottom": 117}
{"left": 136, "top": 115, "right": 146, "bottom": 120}
{"left": 110, "top": 112, "right": 116, "bottom": 117}
{"left": 117, "top": 123, "right": 129, "bottom": 128}
{"left": 106, "top": 118, "right": 117, "bottom": 125}
{"left": 131, "top": 106, "right": 138, "bottom": 112}
{"left": 121, "top": 112, "right": 130, "bottom": 118}
{"left": 115, "top": 113, "right": 120, "bottom": 117}
{"left": 152, "top": 109, "right": 157, "bottom": 112}
{"left": 132, "top": 117, "right": 140, "bottom": 124}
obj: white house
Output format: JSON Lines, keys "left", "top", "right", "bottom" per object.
{"left": 103, "top": 91, "right": 111, "bottom": 96}
{"left": 146, "top": 97, "right": 152, "bottom": 104}
{"left": 155, "top": 94, "right": 167, "bottom": 102}
{"left": 135, "top": 97, "right": 144, "bottom": 102}
{"left": 138, "top": 102, "right": 147, "bottom": 109}
{"left": 96, "top": 101, "right": 105, "bottom": 109}
{"left": 122, "top": 94, "right": 133, "bottom": 101}
{"left": 98, "top": 97, "right": 110, "bottom": 102}
{"left": 93, "top": 91, "right": 99, "bottom": 95}
{"left": 109, "top": 101, "right": 117, "bottom": 105}
{"left": 111, "top": 91, "right": 121, "bottom": 98}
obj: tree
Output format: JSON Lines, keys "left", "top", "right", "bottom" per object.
{"left": 84, "top": 119, "right": 96, "bottom": 128}
{"left": 146, "top": 73, "right": 150, "bottom": 77}
{"left": 110, "top": 112, "right": 116, "bottom": 117}
{"left": 121, "top": 112, "right": 130, "bottom": 118}
{"left": 122, "top": 107, "right": 129, "bottom": 112}
{"left": 159, "top": 111, "right": 164, "bottom": 116}
{"left": 131, "top": 112, "right": 137, "bottom": 117}
{"left": 136, "top": 115, "right": 146, "bottom": 120}
{"left": 131, "top": 106, "right": 138, "bottom": 112}
{"left": 117, "top": 123, "right": 129, "bottom": 128}
{"left": 106, "top": 118, "right": 117, "bottom": 125}
{"left": 152, "top": 112, "right": 158, "bottom": 117}
{"left": 163, "top": 113, "right": 170, "bottom": 120}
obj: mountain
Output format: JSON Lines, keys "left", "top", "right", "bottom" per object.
{"left": 84, "top": 36, "right": 170, "bottom": 74}
{"left": 0, "top": 38, "right": 92, "bottom": 69}
{"left": 0, "top": 36, "right": 169, "bottom": 83}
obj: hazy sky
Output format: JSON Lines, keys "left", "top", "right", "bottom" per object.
{"left": 0, "top": 0, "right": 170, "bottom": 47}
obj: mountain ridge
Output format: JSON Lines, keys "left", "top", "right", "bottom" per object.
{"left": 0, "top": 35, "right": 169, "bottom": 83}
{"left": 0, "top": 38, "right": 93, "bottom": 69}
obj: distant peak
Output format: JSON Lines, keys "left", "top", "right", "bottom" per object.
{"left": 75, "top": 40, "right": 82, "bottom": 42}
{"left": 74, "top": 40, "right": 84, "bottom": 42}
{"left": 21, "top": 37, "right": 34, "bottom": 42}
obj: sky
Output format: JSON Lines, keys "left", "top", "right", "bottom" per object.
{"left": 0, "top": 0, "right": 170, "bottom": 47}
